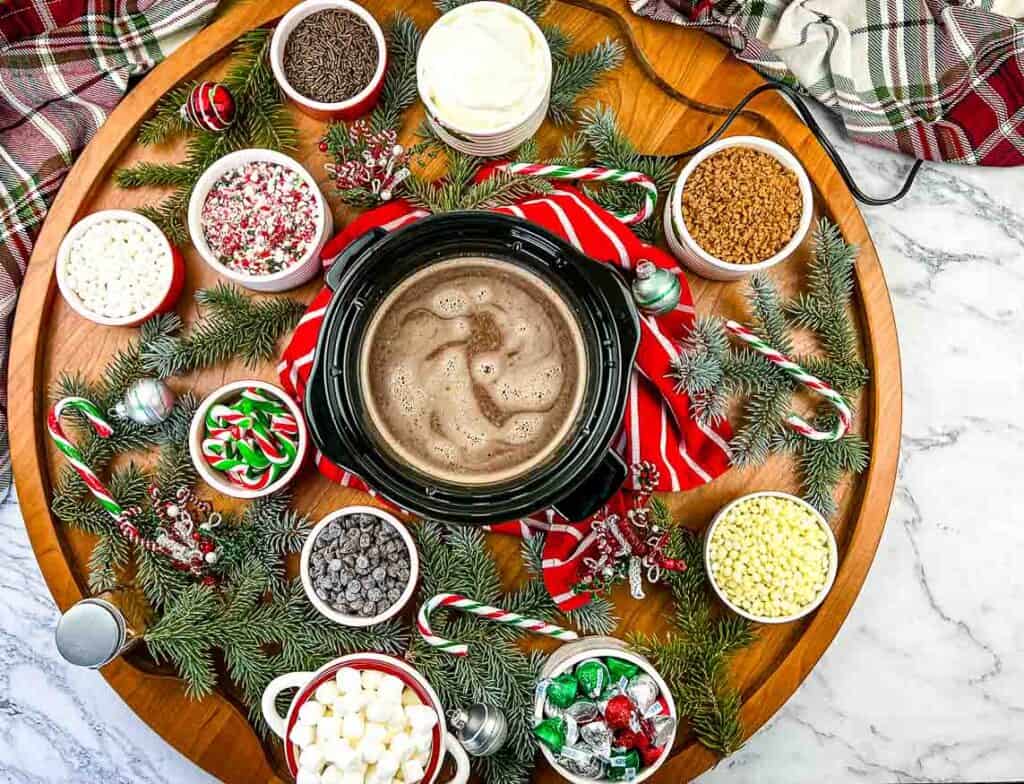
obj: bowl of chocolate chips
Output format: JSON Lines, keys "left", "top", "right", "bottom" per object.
{"left": 300, "top": 506, "right": 418, "bottom": 627}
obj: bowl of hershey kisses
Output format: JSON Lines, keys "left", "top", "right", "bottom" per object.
{"left": 300, "top": 506, "right": 419, "bottom": 627}
{"left": 261, "top": 652, "right": 471, "bottom": 784}
{"left": 533, "top": 639, "right": 678, "bottom": 783}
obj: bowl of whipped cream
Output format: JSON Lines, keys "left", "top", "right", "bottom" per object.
{"left": 417, "top": 1, "right": 552, "bottom": 156}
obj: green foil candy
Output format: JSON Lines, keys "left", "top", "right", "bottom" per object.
{"left": 605, "top": 657, "right": 640, "bottom": 682}
{"left": 545, "top": 673, "right": 579, "bottom": 709}
{"left": 533, "top": 717, "right": 568, "bottom": 754}
{"left": 575, "top": 658, "right": 611, "bottom": 698}
{"left": 607, "top": 748, "right": 642, "bottom": 781}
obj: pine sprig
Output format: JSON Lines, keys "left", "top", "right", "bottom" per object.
{"left": 404, "top": 149, "right": 554, "bottom": 212}
{"left": 371, "top": 13, "right": 423, "bottom": 133}
{"left": 116, "top": 29, "right": 295, "bottom": 240}
{"left": 548, "top": 39, "right": 625, "bottom": 126}
{"left": 669, "top": 220, "right": 870, "bottom": 516}
{"left": 628, "top": 503, "right": 754, "bottom": 756}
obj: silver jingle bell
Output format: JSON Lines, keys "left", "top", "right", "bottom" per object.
{"left": 448, "top": 703, "right": 509, "bottom": 757}
{"left": 113, "top": 378, "right": 176, "bottom": 426}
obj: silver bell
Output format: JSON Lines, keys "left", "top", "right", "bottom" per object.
{"left": 448, "top": 703, "right": 509, "bottom": 757}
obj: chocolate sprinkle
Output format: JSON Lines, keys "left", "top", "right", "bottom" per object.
{"left": 283, "top": 9, "right": 379, "bottom": 104}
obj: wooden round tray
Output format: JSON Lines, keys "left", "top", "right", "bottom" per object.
{"left": 9, "top": 0, "right": 900, "bottom": 781}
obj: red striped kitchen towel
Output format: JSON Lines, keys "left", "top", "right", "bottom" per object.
{"left": 278, "top": 184, "right": 733, "bottom": 610}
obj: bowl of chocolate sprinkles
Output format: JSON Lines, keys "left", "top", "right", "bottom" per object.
{"left": 270, "top": 0, "right": 387, "bottom": 121}
{"left": 663, "top": 135, "right": 813, "bottom": 281}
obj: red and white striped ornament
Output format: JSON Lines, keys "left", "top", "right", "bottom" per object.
{"left": 180, "top": 81, "right": 236, "bottom": 133}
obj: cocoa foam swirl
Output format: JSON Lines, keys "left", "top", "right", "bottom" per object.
{"left": 360, "top": 257, "right": 586, "bottom": 485}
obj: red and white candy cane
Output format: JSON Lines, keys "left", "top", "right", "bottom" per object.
{"left": 725, "top": 320, "right": 854, "bottom": 441}
{"left": 417, "top": 593, "right": 578, "bottom": 657}
{"left": 47, "top": 397, "right": 164, "bottom": 552}
{"left": 500, "top": 163, "right": 658, "bottom": 225}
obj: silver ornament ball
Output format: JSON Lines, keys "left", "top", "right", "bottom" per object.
{"left": 448, "top": 703, "right": 508, "bottom": 757}
{"left": 114, "top": 378, "right": 176, "bottom": 425}
{"left": 631, "top": 260, "right": 682, "bottom": 315}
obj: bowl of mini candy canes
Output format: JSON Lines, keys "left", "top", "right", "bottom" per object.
{"left": 533, "top": 638, "right": 678, "bottom": 783}
{"left": 300, "top": 506, "right": 419, "bottom": 627}
{"left": 261, "top": 652, "right": 471, "bottom": 784}
{"left": 704, "top": 491, "right": 838, "bottom": 624}
{"left": 187, "top": 148, "right": 332, "bottom": 292}
{"left": 189, "top": 379, "right": 308, "bottom": 499}
{"left": 56, "top": 209, "right": 185, "bottom": 326}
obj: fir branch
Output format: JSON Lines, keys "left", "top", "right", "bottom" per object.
{"left": 114, "top": 162, "right": 195, "bottom": 189}
{"left": 371, "top": 13, "right": 423, "bottom": 133}
{"left": 138, "top": 82, "right": 196, "bottom": 146}
{"left": 548, "top": 39, "right": 625, "bottom": 125}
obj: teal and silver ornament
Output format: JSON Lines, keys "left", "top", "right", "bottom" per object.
{"left": 113, "top": 378, "right": 176, "bottom": 425}
{"left": 631, "top": 260, "right": 681, "bottom": 315}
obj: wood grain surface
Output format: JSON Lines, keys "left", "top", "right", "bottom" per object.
{"left": 8, "top": 0, "right": 901, "bottom": 782}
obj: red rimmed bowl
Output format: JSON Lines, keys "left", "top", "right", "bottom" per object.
{"left": 261, "top": 653, "right": 470, "bottom": 783}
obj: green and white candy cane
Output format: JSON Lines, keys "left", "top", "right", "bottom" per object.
{"left": 500, "top": 162, "right": 658, "bottom": 225}
{"left": 726, "top": 320, "right": 853, "bottom": 441}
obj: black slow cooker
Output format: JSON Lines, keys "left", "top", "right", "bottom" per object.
{"left": 304, "top": 212, "right": 639, "bottom": 525}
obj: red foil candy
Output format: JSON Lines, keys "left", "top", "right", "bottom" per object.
{"left": 640, "top": 745, "right": 665, "bottom": 767}
{"left": 616, "top": 729, "right": 651, "bottom": 750}
{"left": 603, "top": 695, "right": 636, "bottom": 731}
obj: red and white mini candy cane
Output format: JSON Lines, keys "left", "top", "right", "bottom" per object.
{"left": 500, "top": 163, "right": 658, "bottom": 225}
{"left": 48, "top": 397, "right": 164, "bottom": 552}
{"left": 725, "top": 320, "right": 853, "bottom": 441}
{"left": 417, "top": 593, "right": 578, "bottom": 657}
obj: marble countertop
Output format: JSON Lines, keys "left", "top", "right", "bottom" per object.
{"left": 3, "top": 112, "right": 1023, "bottom": 783}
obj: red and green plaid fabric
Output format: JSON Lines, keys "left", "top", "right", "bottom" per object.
{"left": 631, "top": 0, "right": 1024, "bottom": 165}
{"left": 0, "top": 0, "right": 219, "bottom": 496}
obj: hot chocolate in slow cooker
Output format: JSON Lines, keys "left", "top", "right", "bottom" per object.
{"left": 304, "top": 212, "right": 640, "bottom": 525}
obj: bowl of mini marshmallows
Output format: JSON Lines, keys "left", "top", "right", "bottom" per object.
{"left": 300, "top": 506, "right": 419, "bottom": 627}
{"left": 56, "top": 209, "right": 185, "bottom": 326}
{"left": 704, "top": 491, "right": 837, "bottom": 624}
{"left": 663, "top": 136, "right": 813, "bottom": 281}
{"left": 261, "top": 652, "right": 471, "bottom": 784}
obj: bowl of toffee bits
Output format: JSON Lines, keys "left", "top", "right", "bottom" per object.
{"left": 664, "top": 136, "right": 812, "bottom": 281}
{"left": 300, "top": 506, "right": 419, "bottom": 627}
{"left": 271, "top": 0, "right": 387, "bottom": 121}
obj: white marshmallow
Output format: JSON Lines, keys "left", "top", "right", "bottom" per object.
{"left": 299, "top": 744, "right": 325, "bottom": 772}
{"left": 409, "top": 731, "right": 432, "bottom": 754}
{"left": 360, "top": 739, "right": 385, "bottom": 765}
{"left": 298, "top": 700, "right": 326, "bottom": 725}
{"left": 315, "top": 681, "right": 340, "bottom": 704}
{"left": 390, "top": 732, "right": 413, "bottom": 762}
{"left": 361, "top": 670, "right": 385, "bottom": 692}
{"left": 339, "top": 770, "right": 366, "bottom": 784}
{"left": 321, "top": 764, "right": 344, "bottom": 784}
{"left": 363, "top": 723, "right": 388, "bottom": 747}
{"left": 402, "top": 759, "right": 426, "bottom": 784}
{"left": 295, "top": 770, "right": 320, "bottom": 784}
{"left": 289, "top": 723, "right": 316, "bottom": 749}
{"left": 375, "top": 750, "right": 400, "bottom": 779}
{"left": 337, "top": 667, "right": 364, "bottom": 695}
{"left": 342, "top": 712, "right": 366, "bottom": 743}
{"left": 365, "top": 699, "right": 399, "bottom": 724}
{"left": 323, "top": 738, "right": 358, "bottom": 768}
{"left": 335, "top": 692, "right": 371, "bottom": 717}
{"left": 404, "top": 705, "right": 439, "bottom": 733}
{"left": 377, "top": 673, "right": 406, "bottom": 703}
{"left": 317, "top": 715, "right": 342, "bottom": 741}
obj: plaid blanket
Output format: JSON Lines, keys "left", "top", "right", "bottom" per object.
{"left": 0, "top": 0, "right": 219, "bottom": 497}
{"left": 631, "top": 0, "right": 1024, "bottom": 165}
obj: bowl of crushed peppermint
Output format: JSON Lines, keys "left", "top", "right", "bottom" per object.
{"left": 300, "top": 506, "right": 419, "bottom": 627}
{"left": 188, "top": 148, "right": 332, "bottom": 292}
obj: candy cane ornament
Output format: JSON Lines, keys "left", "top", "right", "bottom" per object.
{"left": 417, "top": 593, "right": 579, "bottom": 656}
{"left": 725, "top": 320, "right": 854, "bottom": 441}
{"left": 500, "top": 163, "right": 658, "bottom": 225}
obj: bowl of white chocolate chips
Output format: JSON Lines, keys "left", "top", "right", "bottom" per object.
{"left": 262, "top": 652, "right": 471, "bottom": 784}
{"left": 704, "top": 491, "right": 838, "bottom": 624}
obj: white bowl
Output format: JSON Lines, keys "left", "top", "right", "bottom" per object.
{"left": 187, "top": 148, "right": 332, "bottom": 292}
{"left": 299, "top": 505, "right": 419, "bottom": 627}
{"left": 704, "top": 490, "right": 838, "bottom": 624}
{"left": 417, "top": 1, "right": 552, "bottom": 157}
{"left": 188, "top": 379, "right": 308, "bottom": 499}
{"left": 664, "top": 136, "right": 813, "bottom": 281}
{"left": 534, "top": 642, "right": 678, "bottom": 784}
{"left": 56, "top": 209, "right": 183, "bottom": 326}
{"left": 269, "top": 0, "right": 388, "bottom": 121}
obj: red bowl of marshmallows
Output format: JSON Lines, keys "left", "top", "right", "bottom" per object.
{"left": 261, "top": 653, "right": 470, "bottom": 784}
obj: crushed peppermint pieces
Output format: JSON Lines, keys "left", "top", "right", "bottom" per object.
{"left": 200, "top": 160, "right": 319, "bottom": 276}
{"left": 62, "top": 217, "right": 170, "bottom": 319}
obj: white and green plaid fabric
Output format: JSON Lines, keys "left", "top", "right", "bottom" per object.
{"left": 632, "top": 0, "right": 1024, "bottom": 165}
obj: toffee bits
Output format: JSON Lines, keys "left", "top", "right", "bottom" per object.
{"left": 682, "top": 147, "right": 802, "bottom": 265}
{"left": 308, "top": 513, "right": 411, "bottom": 618}
{"left": 283, "top": 9, "right": 379, "bottom": 104}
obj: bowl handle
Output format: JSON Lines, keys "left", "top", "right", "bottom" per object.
{"left": 325, "top": 227, "right": 388, "bottom": 290}
{"left": 261, "top": 671, "right": 313, "bottom": 740}
{"left": 551, "top": 450, "right": 627, "bottom": 522}
{"left": 439, "top": 731, "right": 471, "bottom": 784}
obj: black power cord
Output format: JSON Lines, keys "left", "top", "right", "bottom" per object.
{"left": 672, "top": 81, "right": 923, "bottom": 207}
